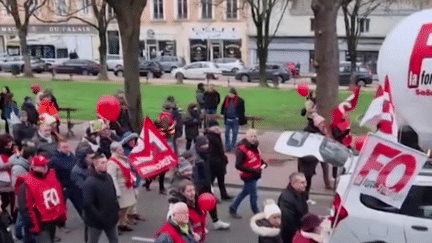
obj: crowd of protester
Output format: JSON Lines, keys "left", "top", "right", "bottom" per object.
{"left": 0, "top": 83, "right": 328, "bottom": 243}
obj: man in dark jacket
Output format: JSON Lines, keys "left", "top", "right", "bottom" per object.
{"left": 13, "top": 111, "right": 36, "bottom": 147}
{"left": 229, "top": 129, "right": 266, "bottom": 218}
{"left": 203, "top": 84, "right": 220, "bottom": 115}
{"left": 32, "top": 121, "right": 57, "bottom": 156}
{"left": 196, "top": 83, "right": 205, "bottom": 110}
{"left": 204, "top": 120, "right": 232, "bottom": 200}
{"left": 221, "top": 88, "right": 246, "bottom": 151}
{"left": 184, "top": 103, "right": 201, "bottom": 150}
{"left": 278, "top": 172, "right": 308, "bottom": 243}
{"left": 83, "top": 153, "right": 119, "bottom": 243}
{"left": 50, "top": 140, "right": 82, "bottom": 216}
{"left": 21, "top": 96, "right": 39, "bottom": 125}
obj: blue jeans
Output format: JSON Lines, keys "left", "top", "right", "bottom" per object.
{"left": 230, "top": 179, "right": 259, "bottom": 214}
{"left": 205, "top": 109, "right": 217, "bottom": 115}
{"left": 15, "top": 212, "right": 35, "bottom": 243}
{"left": 225, "top": 118, "right": 239, "bottom": 150}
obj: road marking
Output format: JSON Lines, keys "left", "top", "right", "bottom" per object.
{"left": 131, "top": 236, "right": 155, "bottom": 242}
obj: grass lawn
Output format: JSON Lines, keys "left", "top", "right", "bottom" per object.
{"left": 0, "top": 77, "right": 374, "bottom": 133}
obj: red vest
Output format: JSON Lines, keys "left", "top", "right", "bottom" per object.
{"left": 155, "top": 222, "right": 187, "bottom": 243}
{"left": 238, "top": 145, "right": 263, "bottom": 180}
{"left": 15, "top": 170, "right": 67, "bottom": 233}
{"left": 189, "top": 206, "right": 207, "bottom": 242}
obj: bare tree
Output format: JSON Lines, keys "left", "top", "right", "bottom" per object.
{"left": 342, "top": 0, "right": 394, "bottom": 84}
{"left": 0, "top": 0, "right": 49, "bottom": 77}
{"left": 36, "top": 0, "right": 115, "bottom": 80}
{"left": 246, "top": 0, "right": 289, "bottom": 87}
{"left": 311, "top": 0, "right": 352, "bottom": 121}
{"left": 105, "top": 0, "right": 147, "bottom": 132}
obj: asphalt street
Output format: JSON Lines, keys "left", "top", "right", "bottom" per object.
{"left": 54, "top": 185, "right": 333, "bottom": 243}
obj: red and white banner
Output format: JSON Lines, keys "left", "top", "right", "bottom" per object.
{"left": 128, "top": 117, "right": 178, "bottom": 179}
{"left": 352, "top": 134, "right": 427, "bottom": 208}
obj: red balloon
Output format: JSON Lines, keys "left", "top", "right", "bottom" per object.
{"left": 354, "top": 135, "right": 367, "bottom": 151}
{"left": 198, "top": 193, "right": 217, "bottom": 212}
{"left": 297, "top": 82, "right": 310, "bottom": 97}
{"left": 97, "top": 96, "right": 121, "bottom": 122}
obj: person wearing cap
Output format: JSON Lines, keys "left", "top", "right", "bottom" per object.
{"left": 170, "top": 151, "right": 194, "bottom": 189}
{"left": 155, "top": 202, "right": 198, "bottom": 243}
{"left": 229, "top": 129, "right": 267, "bottom": 218}
{"left": 110, "top": 92, "right": 132, "bottom": 138}
{"left": 99, "top": 123, "right": 120, "bottom": 159}
{"left": 75, "top": 120, "right": 105, "bottom": 157}
{"left": 13, "top": 111, "right": 36, "bottom": 147}
{"left": 292, "top": 213, "right": 325, "bottom": 243}
{"left": 205, "top": 119, "right": 232, "bottom": 200}
{"left": 220, "top": 87, "right": 246, "bottom": 152}
{"left": 15, "top": 154, "right": 67, "bottom": 243}
{"left": 203, "top": 84, "right": 220, "bottom": 115}
{"left": 191, "top": 135, "right": 230, "bottom": 230}
{"left": 278, "top": 172, "right": 308, "bottom": 243}
{"left": 250, "top": 199, "right": 283, "bottom": 243}
{"left": 184, "top": 103, "right": 201, "bottom": 150}
{"left": 83, "top": 153, "right": 119, "bottom": 243}
{"left": 107, "top": 142, "right": 137, "bottom": 232}
{"left": 21, "top": 96, "right": 39, "bottom": 125}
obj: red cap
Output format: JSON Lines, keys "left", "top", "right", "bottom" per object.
{"left": 31, "top": 155, "right": 50, "bottom": 166}
{"left": 31, "top": 84, "right": 41, "bottom": 94}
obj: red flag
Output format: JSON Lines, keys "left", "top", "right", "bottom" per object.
{"left": 128, "top": 117, "right": 178, "bottom": 179}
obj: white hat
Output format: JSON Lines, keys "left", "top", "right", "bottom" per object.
{"left": 264, "top": 199, "right": 281, "bottom": 219}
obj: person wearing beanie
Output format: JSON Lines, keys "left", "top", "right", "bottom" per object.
{"left": 191, "top": 135, "right": 230, "bottom": 230}
{"left": 184, "top": 103, "right": 201, "bottom": 150}
{"left": 230, "top": 129, "right": 267, "bottom": 218}
{"left": 204, "top": 119, "right": 232, "bottom": 200}
{"left": 170, "top": 157, "right": 194, "bottom": 189}
{"left": 250, "top": 199, "right": 283, "bottom": 243}
{"left": 155, "top": 202, "right": 197, "bottom": 243}
{"left": 13, "top": 110, "right": 37, "bottom": 148}
{"left": 292, "top": 213, "right": 326, "bottom": 243}
{"left": 220, "top": 87, "right": 246, "bottom": 151}
{"left": 15, "top": 154, "right": 67, "bottom": 243}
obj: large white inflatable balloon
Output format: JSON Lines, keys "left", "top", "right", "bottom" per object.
{"left": 378, "top": 9, "right": 432, "bottom": 150}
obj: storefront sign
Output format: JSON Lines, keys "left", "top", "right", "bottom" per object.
{"left": 0, "top": 25, "right": 97, "bottom": 34}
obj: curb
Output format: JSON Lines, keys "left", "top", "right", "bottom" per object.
{"left": 225, "top": 183, "right": 335, "bottom": 197}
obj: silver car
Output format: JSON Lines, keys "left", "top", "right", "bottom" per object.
{"left": 151, "top": 56, "right": 186, "bottom": 73}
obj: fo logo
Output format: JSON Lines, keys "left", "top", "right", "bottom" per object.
{"left": 43, "top": 188, "right": 60, "bottom": 209}
{"left": 408, "top": 23, "right": 432, "bottom": 89}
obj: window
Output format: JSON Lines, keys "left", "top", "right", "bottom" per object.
{"left": 57, "top": 49, "right": 68, "bottom": 58}
{"left": 202, "top": 0, "right": 212, "bottom": 19}
{"left": 56, "top": 0, "right": 67, "bottom": 14}
{"left": 81, "top": 0, "right": 89, "bottom": 14}
{"left": 153, "top": 0, "right": 164, "bottom": 19}
{"left": 188, "top": 63, "right": 201, "bottom": 69}
{"left": 310, "top": 18, "right": 315, "bottom": 31}
{"left": 360, "top": 18, "right": 370, "bottom": 33}
{"left": 226, "top": 0, "right": 237, "bottom": 19}
{"left": 178, "top": 0, "right": 187, "bottom": 19}
{"left": 108, "top": 31, "right": 120, "bottom": 55}
{"left": 107, "top": 6, "right": 115, "bottom": 19}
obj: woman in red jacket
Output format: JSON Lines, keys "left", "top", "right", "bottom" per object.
{"left": 292, "top": 213, "right": 325, "bottom": 243}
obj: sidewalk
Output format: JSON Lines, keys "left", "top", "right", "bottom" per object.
{"left": 58, "top": 121, "right": 335, "bottom": 196}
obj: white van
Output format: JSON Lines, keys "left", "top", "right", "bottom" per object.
{"left": 6, "top": 38, "right": 69, "bottom": 65}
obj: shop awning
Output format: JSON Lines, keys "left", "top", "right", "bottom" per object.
{"left": 190, "top": 29, "right": 241, "bottom": 40}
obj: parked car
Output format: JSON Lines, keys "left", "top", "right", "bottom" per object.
{"left": 171, "top": 61, "right": 220, "bottom": 80}
{"left": 106, "top": 55, "right": 123, "bottom": 71}
{"left": 114, "top": 60, "right": 163, "bottom": 78}
{"left": 151, "top": 56, "right": 186, "bottom": 73}
{"left": 214, "top": 58, "right": 244, "bottom": 73}
{"left": 0, "top": 56, "right": 46, "bottom": 73}
{"left": 285, "top": 61, "right": 299, "bottom": 77}
{"left": 48, "top": 59, "right": 101, "bottom": 76}
{"left": 339, "top": 63, "right": 373, "bottom": 86}
{"left": 234, "top": 64, "right": 291, "bottom": 83}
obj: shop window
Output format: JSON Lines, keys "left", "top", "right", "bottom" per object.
{"left": 360, "top": 18, "right": 370, "bottom": 33}
{"left": 108, "top": 31, "right": 120, "bottom": 55}
{"left": 153, "top": 0, "right": 164, "bottom": 20}
{"left": 56, "top": 0, "right": 68, "bottom": 15}
{"left": 81, "top": 0, "right": 89, "bottom": 14}
{"left": 57, "top": 49, "right": 68, "bottom": 58}
{"left": 310, "top": 18, "right": 315, "bottom": 31}
{"left": 202, "top": 0, "right": 212, "bottom": 19}
{"left": 177, "top": 0, "right": 187, "bottom": 19}
{"left": 107, "top": 6, "right": 115, "bottom": 19}
{"left": 43, "top": 46, "right": 55, "bottom": 59}
{"left": 226, "top": 0, "right": 237, "bottom": 19}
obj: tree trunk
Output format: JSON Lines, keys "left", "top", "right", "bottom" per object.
{"left": 19, "top": 28, "right": 33, "bottom": 78}
{"left": 258, "top": 49, "right": 269, "bottom": 87}
{"left": 312, "top": 1, "right": 340, "bottom": 121}
{"left": 98, "top": 27, "right": 109, "bottom": 81}
{"left": 118, "top": 15, "right": 143, "bottom": 133}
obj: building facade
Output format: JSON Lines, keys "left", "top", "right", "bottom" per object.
{"left": 247, "top": 0, "right": 430, "bottom": 73}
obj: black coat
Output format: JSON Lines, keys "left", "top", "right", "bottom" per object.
{"left": 191, "top": 146, "right": 212, "bottom": 191}
{"left": 21, "top": 101, "right": 39, "bottom": 125}
{"left": 83, "top": 170, "right": 119, "bottom": 230}
{"left": 184, "top": 108, "right": 200, "bottom": 140}
{"left": 203, "top": 91, "right": 220, "bottom": 110}
{"left": 297, "top": 156, "right": 319, "bottom": 177}
{"left": 250, "top": 213, "right": 283, "bottom": 243}
{"left": 0, "top": 212, "right": 13, "bottom": 243}
{"left": 221, "top": 96, "right": 247, "bottom": 125}
{"left": 278, "top": 185, "right": 308, "bottom": 243}
{"left": 235, "top": 138, "right": 265, "bottom": 181}
{"left": 205, "top": 129, "right": 227, "bottom": 176}
{"left": 12, "top": 122, "right": 36, "bottom": 146}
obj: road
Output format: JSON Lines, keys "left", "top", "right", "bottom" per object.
{"left": 56, "top": 186, "right": 333, "bottom": 243}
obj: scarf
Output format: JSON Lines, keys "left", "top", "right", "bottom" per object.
{"left": 109, "top": 155, "right": 135, "bottom": 189}
{"left": 224, "top": 95, "right": 238, "bottom": 108}
{"left": 38, "top": 131, "right": 53, "bottom": 143}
